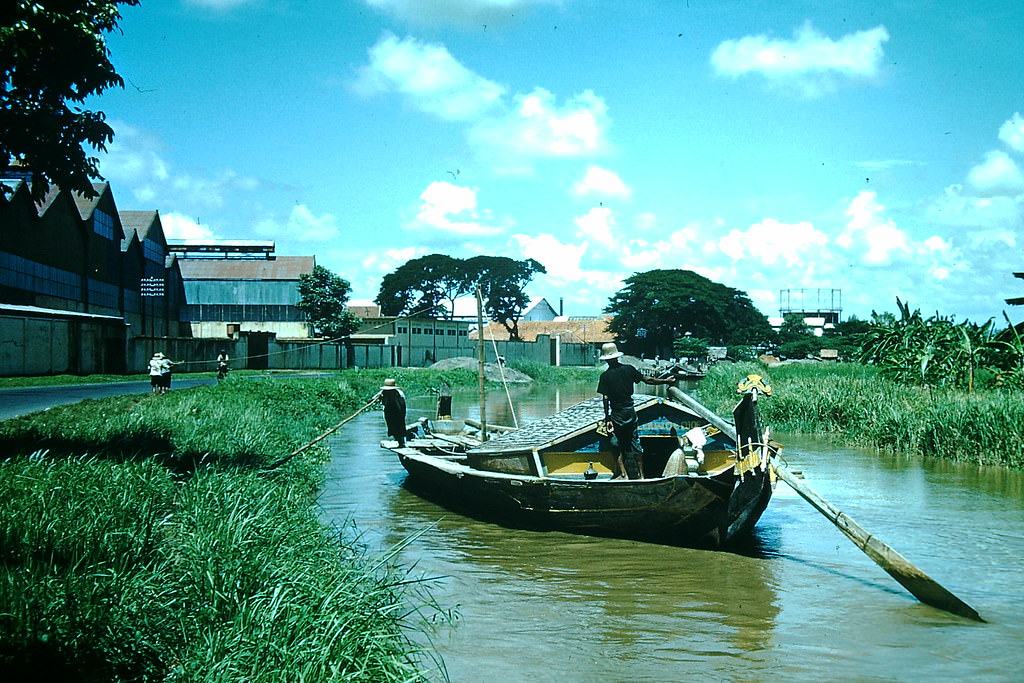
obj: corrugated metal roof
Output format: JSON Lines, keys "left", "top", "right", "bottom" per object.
{"left": 177, "top": 256, "right": 315, "bottom": 280}
{"left": 119, "top": 211, "right": 159, "bottom": 239}
{"left": 472, "top": 316, "right": 614, "bottom": 343}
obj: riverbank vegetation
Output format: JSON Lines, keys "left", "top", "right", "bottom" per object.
{"left": 699, "top": 361, "right": 1024, "bottom": 468}
{"left": 0, "top": 368, "right": 493, "bottom": 681}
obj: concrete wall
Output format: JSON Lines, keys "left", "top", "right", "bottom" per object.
{"left": 0, "top": 313, "right": 126, "bottom": 376}
{"left": 127, "top": 336, "right": 248, "bottom": 377}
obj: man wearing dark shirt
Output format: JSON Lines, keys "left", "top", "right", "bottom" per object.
{"left": 597, "top": 343, "right": 676, "bottom": 479}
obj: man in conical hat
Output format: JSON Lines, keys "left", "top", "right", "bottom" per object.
{"left": 375, "top": 378, "right": 408, "bottom": 447}
{"left": 597, "top": 342, "right": 676, "bottom": 479}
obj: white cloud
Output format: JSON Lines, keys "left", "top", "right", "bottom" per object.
{"left": 363, "top": 0, "right": 557, "bottom": 24}
{"left": 354, "top": 37, "right": 611, "bottom": 173}
{"left": 160, "top": 212, "right": 216, "bottom": 240}
{"left": 470, "top": 88, "right": 609, "bottom": 170}
{"left": 574, "top": 206, "right": 617, "bottom": 249}
{"left": 408, "top": 181, "right": 505, "bottom": 236}
{"left": 712, "top": 23, "right": 889, "bottom": 96}
{"left": 573, "top": 165, "right": 632, "bottom": 198}
{"left": 510, "top": 233, "right": 587, "bottom": 280}
{"left": 966, "top": 150, "right": 1024, "bottom": 197}
{"left": 255, "top": 204, "right": 341, "bottom": 242}
{"left": 837, "top": 191, "right": 911, "bottom": 266}
{"left": 716, "top": 217, "right": 829, "bottom": 267}
{"left": 185, "top": 0, "right": 254, "bottom": 9}
{"left": 100, "top": 121, "right": 263, "bottom": 211}
{"left": 353, "top": 34, "right": 505, "bottom": 121}
{"left": 998, "top": 112, "right": 1024, "bottom": 153}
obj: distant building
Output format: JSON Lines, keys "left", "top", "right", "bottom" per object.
{"left": 0, "top": 180, "right": 188, "bottom": 374}
{"left": 174, "top": 241, "right": 314, "bottom": 339}
{"left": 769, "top": 288, "right": 842, "bottom": 337}
{"left": 350, "top": 315, "right": 474, "bottom": 366}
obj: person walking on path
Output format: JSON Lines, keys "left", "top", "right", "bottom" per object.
{"left": 148, "top": 353, "right": 164, "bottom": 394}
{"left": 158, "top": 353, "right": 181, "bottom": 394}
{"left": 597, "top": 342, "right": 676, "bottom": 479}
{"left": 374, "top": 378, "right": 408, "bottom": 447}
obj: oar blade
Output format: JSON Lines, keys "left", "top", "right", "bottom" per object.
{"left": 774, "top": 462, "right": 984, "bottom": 622}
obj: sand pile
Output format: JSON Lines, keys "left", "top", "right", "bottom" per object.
{"left": 429, "top": 356, "right": 533, "bottom": 383}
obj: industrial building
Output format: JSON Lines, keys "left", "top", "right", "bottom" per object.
{"left": 0, "top": 180, "right": 189, "bottom": 375}
{"left": 172, "top": 241, "right": 314, "bottom": 339}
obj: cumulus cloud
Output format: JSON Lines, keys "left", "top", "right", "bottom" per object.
{"left": 407, "top": 181, "right": 505, "bottom": 236}
{"left": 574, "top": 206, "right": 618, "bottom": 249}
{"left": 712, "top": 22, "right": 889, "bottom": 96}
{"left": 255, "top": 204, "right": 341, "bottom": 242}
{"left": 510, "top": 233, "right": 588, "bottom": 281}
{"left": 99, "top": 121, "right": 263, "bottom": 211}
{"left": 468, "top": 88, "right": 609, "bottom": 172}
{"left": 185, "top": 0, "right": 254, "bottom": 9}
{"left": 573, "top": 165, "right": 632, "bottom": 198}
{"left": 363, "top": 0, "right": 557, "bottom": 25}
{"left": 966, "top": 150, "right": 1024, "bottom": 197}
{"left": 355, "top": 35, "right": 611, "bottom": 172}
{"left": 998, "top": 112, "right": 1024, "bottom": 153}
{"left": 160, "top": 212, "right": 217, "bottom": 240}
{"left": 716, "top": 217, "right": 829, "bottom": 267}
{"left": 352, "top": 34, "right": 505, "bottom": 121}
{"left": 837, "top": 191, "right": 911, "bottom": 265}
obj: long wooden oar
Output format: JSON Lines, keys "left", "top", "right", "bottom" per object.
{"left": 773, "top": 461, "right": 984, "bottom": 622}
{"left": 264, "top": 398, "right": 377, "bottom": 471}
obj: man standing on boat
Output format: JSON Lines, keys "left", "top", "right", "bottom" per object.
{"left": 597, "top": 342, "right": 676, "bottom": 479}
{"left": 375, "top": 378, "right": 408, "bottom": 447}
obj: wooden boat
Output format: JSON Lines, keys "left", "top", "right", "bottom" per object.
{"left": 382, "top": 381, "right": 780, "bottom": 547}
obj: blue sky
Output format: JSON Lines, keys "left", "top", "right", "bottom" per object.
{"left": 91, "top": 0, "right": 1024, "bottom": 325}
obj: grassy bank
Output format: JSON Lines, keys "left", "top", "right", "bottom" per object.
{"left": 0, "top": 368, "right": 495, "bottom": 681}
{"left": 698, "top": 362, "right": 1024, "bottom": 468}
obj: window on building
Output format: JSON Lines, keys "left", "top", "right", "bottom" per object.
{"left": 143, "top": 238, "right": 164, "bottom": 263}
{"left": 397, "top": 326, "right": 407, "bottom": 333}
{"left": 435, "top": 328, "right": 444, "bottom": 335}
{"left": 447, "top": 329, "right": 456, "bottom": 336}
{"left": 93, "top": 210, "right": 115, "bottom": 240}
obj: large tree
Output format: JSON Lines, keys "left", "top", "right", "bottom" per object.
{"left": 604, "top": 269, "right": 772, "bottom": 357}
{"left": 375, "top": 254, "right": 469, "bottom": 318}
{"left": 1, "top": 0, "right": 139, "bottom": 201}
{"left": 466, "top": 255, "right": 546, "bottom": 341}
{"left": 296, "top": 265, "right": 361, "bottom": 340}
{"left": 375, "top": 254, "right": 546, "bottom": 340}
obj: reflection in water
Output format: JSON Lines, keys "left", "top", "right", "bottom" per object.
{"left": 320, "top": 382, "right": 1024, "bottom": 682}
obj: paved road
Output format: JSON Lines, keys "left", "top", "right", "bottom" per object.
{"left": 0, "top": 377, "right": 217, "bottom": 421}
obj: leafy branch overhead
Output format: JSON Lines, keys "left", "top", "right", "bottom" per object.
{"left": 1, "top": 0, "right": 140, "bottom": 200}
{"left": 375, "top": 254, "right": 546, "bottom": 341}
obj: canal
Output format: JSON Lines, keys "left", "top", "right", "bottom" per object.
{"left": 319, "top": 381, "right": 1024, "bottom": 682}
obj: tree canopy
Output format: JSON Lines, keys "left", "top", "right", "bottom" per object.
{"left": 375, "top": 254, "right": 546, "bottom": 340}
{"left": 1, "top": 1, "right": 139, "bottom": 200}
{"left": 604, "top": 269, "right": 772, "bottom": 357}
{"left": 296, "top": 265, "right": 361, "bottom": 340}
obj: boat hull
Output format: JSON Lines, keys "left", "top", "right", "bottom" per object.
{"left": 398, "top": 451, "right": 773, "bottom": 547}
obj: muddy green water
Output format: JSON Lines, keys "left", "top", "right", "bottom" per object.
{"left": 319, "top": 382, "right": 1024, "bottom": 682}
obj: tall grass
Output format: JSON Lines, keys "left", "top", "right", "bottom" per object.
{"left": 0, "top": 372, "right": 475, "bottom": 681}
{"left": 699, "top": 362, "right": 1024, "bottom": 468}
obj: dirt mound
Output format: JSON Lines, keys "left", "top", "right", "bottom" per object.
{"left": 429, "top": 356, "right": 533, "bottom": 383}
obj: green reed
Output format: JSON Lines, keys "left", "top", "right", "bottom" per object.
{"left": 699, "top": 362, "right": 1024, "bottom": 468}
{"left": 0, "top": 372, "right": 476, "bottom": 681}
